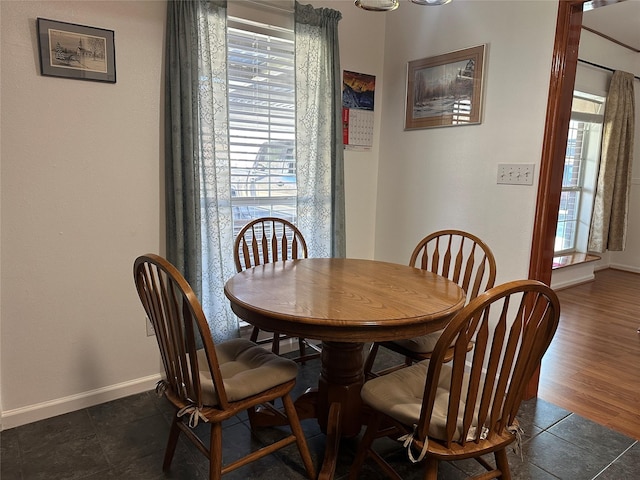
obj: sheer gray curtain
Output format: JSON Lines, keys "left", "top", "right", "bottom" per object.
{"left": 165, "top": 0, "right": 237, "bottom": 342}
{"left": 294, "top": 2, "right": 346, "bottom": 258}
{"left": 589, "top": 71, "right": 636, "bottom": 253}
{"left": 165, "top": 0, "right": 345, "bottom": 340}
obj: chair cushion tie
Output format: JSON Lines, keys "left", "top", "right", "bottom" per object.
{"left": 507, "top": 420, "right": 524, "bottom": 459}
{"left": 399, "top": 422, "right": 497, "bottom": 464}
{"left": 177, "top": 404, "right": 209, "bottom": 427}
{"left": 155, "top": 380, "right": 168, "bottom": 397}
{"left": 398, "top": 424, "right": 429, "bottom": 464}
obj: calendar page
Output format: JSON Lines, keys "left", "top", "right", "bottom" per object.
{"left": 343, "top": 108, "right": 374, "bottom": 149}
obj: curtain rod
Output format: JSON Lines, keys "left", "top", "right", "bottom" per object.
{"left": 578, "top": 59, "right": 640, "bottom": 82}
{"left": 243, "top": 0, "right": 294, "bottom": 13}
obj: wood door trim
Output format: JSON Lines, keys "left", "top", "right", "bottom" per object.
{"left": 526, "top": 0, "right": 586, "bottom": 398}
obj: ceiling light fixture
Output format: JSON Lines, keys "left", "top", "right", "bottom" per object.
{"left": 354, "top": 0, "right": 399, "bottom": 11}
{"left": 354, "top": 0, "right": 451, "bottom": 12}
{"left": 411, "top": 0, "right": 452, "bottom": 5}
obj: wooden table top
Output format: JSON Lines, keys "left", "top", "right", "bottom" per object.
{"left": 224, "top": 258, "right": 465, "bottom": 342}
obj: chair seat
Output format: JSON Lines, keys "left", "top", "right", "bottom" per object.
{"left": 389, "top": 329, "right": 444, "bottom": 353}
{"left": 197, "top": 338, "right": 299, "bottom": 405}
{"left": 361, "top": 361, "right": 475, "bottom": 443}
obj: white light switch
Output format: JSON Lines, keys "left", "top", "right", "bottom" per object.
{"left": 497, "top": 163, "right": 535, "bottom": 185}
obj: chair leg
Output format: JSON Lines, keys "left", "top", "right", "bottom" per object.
{"left": 282, "top": 394, "right": 316, "bottom": 479}
{"left": 250, "top": 326, "right": 260, "bottom": 343}
{"left": 349, "top": 412, "right": 382, "bottom": 480}
{"left": 494, "top": 448, "right": 512, "bottom": 480}
{"left": 298, "top": 337, "right": 306, "bottom": 365}
{"left": 208, "top": 422, "right": 223, "bottom": 480}
{"left": 271, "top": 333, "right": 280, "bottom": 355}
{"left": 363, "top": 343, "right": 380, "bottom": 379}
{"left": 162, "top": 416, "right": 181, "bottom": 471}
{"left": 423, "top": 458, "right": 438, "bottom": 480}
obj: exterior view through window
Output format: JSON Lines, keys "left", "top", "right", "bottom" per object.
{"left": 227, "top": 20, "right": 296, "bottom": 237}
{"left": 555, "top": 91, "right": 605, "bottom": 254}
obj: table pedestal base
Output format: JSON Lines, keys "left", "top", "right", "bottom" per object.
{"left": 316, "top": 341, "right": 365, "bottom": 437}
{"left": 249, "top": 341, "right": 366, "bottom": 479}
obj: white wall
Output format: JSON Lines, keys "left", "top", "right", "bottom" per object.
{"left": 0, "top": 0, "right": 384, "bottom": 429}
{"left": 374, "top": 0, "right": 557, "bottom": 285}
{"left": 1, "top": 0, "right": 167, "bottom": 428}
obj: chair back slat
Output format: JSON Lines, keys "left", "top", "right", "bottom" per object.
{"left": 417, "top": 280, "right": 560, "bottom": 449}
{"left": 479, "top": 303, "right": 509, "bottom": 436}
{"left": 457, "top": 241, "right": 474, "bottom": 292}
{"left": 441, "top": 236, "right": 453, "bottom": 278}
{"left": 461, "top": 311, "right": 491, "bottom": 443}
{"left": 134, "top": 254, "right": 230, "bottom": 409}
{"left": 410, "top": 230, "right": 497, "bottom": 303}
{"left": 453, "top": 238, "right": 467, "bottom": 283}
{"left": 260, "top": 223, "right": 270, "bottom": 262}
{"left": 138, "top": 263, "right": 172, "bottom": 382}
{"left": 279, "top": 227, "right": 287, "bottom": 261}
{"left": 166, "top": 279, "right": 191, "bottom": 399}
{"left": 234, "top": 217, "right": 308, "bottom": 272}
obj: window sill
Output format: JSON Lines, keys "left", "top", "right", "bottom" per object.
{"left": 552, "top": 252, "right": 601, "bottom": 270}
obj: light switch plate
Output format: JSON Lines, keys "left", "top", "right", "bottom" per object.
{"left": 497, "top": 163, "right": 535, "bottom": 185}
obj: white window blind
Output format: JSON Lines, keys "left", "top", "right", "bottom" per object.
{"left": 227, "top": 20, "right": 296, "bottom": 236}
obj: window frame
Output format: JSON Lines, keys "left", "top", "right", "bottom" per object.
{"left": 554, "top": 91, "right": 605, "bottom": 255}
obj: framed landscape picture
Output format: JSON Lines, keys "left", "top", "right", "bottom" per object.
{"left": 37, "top": 18, "right": 116, "bottom": 83}
{"left": 405, "top": 45, "right": 485, "bottom": 130}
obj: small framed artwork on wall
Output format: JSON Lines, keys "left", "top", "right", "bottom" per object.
{"left": 37, "top": 18, "right": 116, "bottom": 83}
{"left": 405, "top": 44, "right": 485, "bottom": 130}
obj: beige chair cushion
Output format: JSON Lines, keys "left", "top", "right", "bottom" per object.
{"left": 391, "top": 329, "right": 445, "bottom": 353}
{"left": 361, "top": 360, "right": 475, "bottom": 442}
{"left": 196, "top": 338, "right": 299, "bottom": 405}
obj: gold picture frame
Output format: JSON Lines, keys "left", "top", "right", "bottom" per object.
{"left": 405, "top": 45, "right": 485, "bottom": 130}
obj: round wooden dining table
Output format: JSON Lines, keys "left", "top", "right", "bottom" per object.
{"left": 224, "top": 257, "right": 465, "bottom": 478}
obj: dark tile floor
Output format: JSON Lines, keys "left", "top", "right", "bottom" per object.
{"left": 2, "top": 349, "right": 638, "bottom": 480}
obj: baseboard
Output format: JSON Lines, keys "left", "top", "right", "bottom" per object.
{"left": 609, "top": 264, "right": 640, "bottom": 274}
{"left": 0, "top": 373, "right": 161, "bottom": 431}
{"left": 552, "top": 273, "right": 595, "bottom": 290}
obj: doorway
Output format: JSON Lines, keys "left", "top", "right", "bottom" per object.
{"left": 526, "top": 0, "right": 586, "bottom": 397}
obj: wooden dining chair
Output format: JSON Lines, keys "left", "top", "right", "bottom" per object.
{"left": 350, "top": 279, "right": 561, "bottom": 480}
{"left": 234, "top": 217, "right": 320, "bottom": 363}
{"left": 364, "top": 229, "right": 497, "bottom": 378}
{"left": 133, "top": 254, "right": 316, "bottom": 480}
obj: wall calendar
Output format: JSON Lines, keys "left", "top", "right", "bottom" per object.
{"left": 342, "top": 70, "right": 375, "bottom": 151}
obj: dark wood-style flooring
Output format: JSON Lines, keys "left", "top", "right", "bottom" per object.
{"left": 539, "top": 268, "right": 640, "bottom": 440}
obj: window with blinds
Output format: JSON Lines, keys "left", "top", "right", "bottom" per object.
{"left": 555, "top": 91, "right": 605, "bottom": 253}
{"left": 227, "top": 20, "right": 296, "bottom": 236}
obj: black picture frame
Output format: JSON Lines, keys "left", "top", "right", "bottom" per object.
{"left": 37, "top": 18, "right": 116, "bottom": 83}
